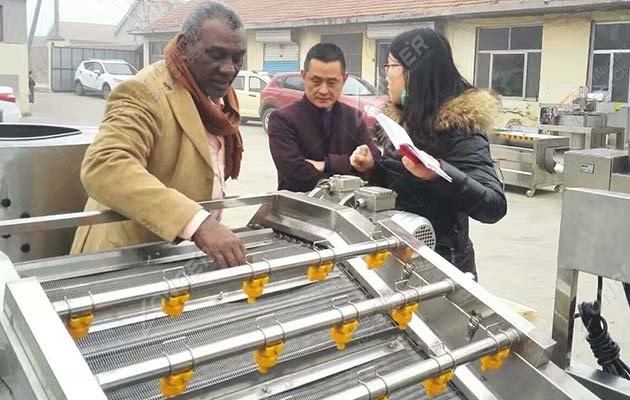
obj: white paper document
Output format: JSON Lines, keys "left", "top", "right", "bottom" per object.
{"left": 374, "top": 112, "right": 452, "bottom": 183}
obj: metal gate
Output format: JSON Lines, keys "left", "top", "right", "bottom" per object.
{"left": 51, "top": 46, "right": 142, "bottom": 92}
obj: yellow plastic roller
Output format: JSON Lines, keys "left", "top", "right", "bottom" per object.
{"left": 480, "top": 348, "right": 511, "bottom": 372}
{"left": 160, "top": 369, "right": 194, "bottom": 398}
{"left": 66, "top": 313, "right": 94, "bottom": 341}
{"left": 366, "top": 251, "right": 390, "bottom": 270}
{"left": 243, "top": 276, "right": 270, "bottom": 304}
{"left": 254, "top": 342, "right": 285, "bottom": 374}
{"left": 307, "top": 262, "right": 334, "bottom": 281}
{"left": 161, "top": 292, "right": 190, "bottom": 318}
{"left": 391, "top": 302, "right": 419, "bottom": 330}
{"left": 423, "top": 370, "right": 454, "bottom": 397}
{"left": 330, "top": 320, "right": 359, "bottom": 350}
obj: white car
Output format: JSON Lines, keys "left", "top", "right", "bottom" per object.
{"left": 232, "top": 70, "right": 271, "bottom": 123}
{"left": 74, "top": 59, "right": 137, "bottom": 99}
{"left": 0, "top": 86, "right": 21, "bottom": 123}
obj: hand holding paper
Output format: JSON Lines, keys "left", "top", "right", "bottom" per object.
{"left": 371, "top": 110, "right": 452, "bottom": 182}
{"left": 401, "top": 155, "right": 439, "bottom": 181}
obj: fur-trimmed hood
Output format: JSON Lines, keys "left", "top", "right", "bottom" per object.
{"left": 375, "top": 89, "right": 500, "bottom": 144}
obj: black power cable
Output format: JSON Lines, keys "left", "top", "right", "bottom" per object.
{"left": 578, "top": 283, "right": 630, "bottom": 380}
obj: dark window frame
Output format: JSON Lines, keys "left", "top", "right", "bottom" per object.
{"left": 249, "top": 76, "right": 266, "bottom": 93}
{"left": 232, "top": 76, "right": 245, "bottom": 91}
{"left": 589, "top": 22, "right": 630, "bottom": 103}
{"left": 342, "top": 76, "right": 376, "bottom": 96}
{"left": 282, "top": 75, "right": 305, "bottom": 92}
{"left": 375, "top": 40, "right": 392, "bottom": 94}
{"left": 148, "top": 40, "right": 169, "bottom": 64}
{"left": 320, "top": 33, "right": 364, "bottom": 77}
{"left": 92, "top": 62, "right": 105, "bottom": 74}
{"left": 474, "top": 26, "right": 543, "bottom": 100}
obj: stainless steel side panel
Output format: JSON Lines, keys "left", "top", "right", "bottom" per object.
{"left": 558, "top": 188, "right": 630, "bottom": 282}
{"left": 3, "top": 278, "right": 106, "bottom": 400}
{"left": 0, "top": 126, "right": 97, "bottom": 262}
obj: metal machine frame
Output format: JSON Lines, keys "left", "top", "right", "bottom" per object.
{"left": 489, "top": 131, "right": 568, "bottom": 197}
{"left": 539, "top": 124, "right": 625, "bottom": 151}
{"left": 0, "top": 124, "right": 97, "bottom": 262}
{"left": 552, "top": 188, "right": 630, "bottom": 400}
{"left": 0, "top": 191, "right": 600, "bottom": 400}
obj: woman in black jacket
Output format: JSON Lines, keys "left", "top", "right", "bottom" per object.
{"left": 351, "top": 28, "right": 506, "bottom": 276}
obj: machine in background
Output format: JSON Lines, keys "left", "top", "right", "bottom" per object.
{"left": 0, "top": 176, "right": 598, "bottom": 400}
{"left": 563, "top": 110, "right": 630, "bottom": 194}
{"left": 564, "top": 148, "right": 630, "bottom": 193}
{"left": 489, "top": 129, "right": 568, "bottom": 197}
{"left": 0, "top": 124, "right": 96, "bottom": 262}
{"left": 492, "top": 87, "right": 630, "bottom": 197}
{"left": 552, "top": 188, "right": 630, "bottom": 400}
{"left": 539, "top": 87, "right": 627, "bottom": 151}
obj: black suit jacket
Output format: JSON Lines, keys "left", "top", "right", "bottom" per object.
{"left": 268, "top": 96, "right": 381, "bottom": 192}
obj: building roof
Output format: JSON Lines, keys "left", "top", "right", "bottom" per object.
{"left": 142, "top": 0, "right": 630, "bottom": 34}
{"left": 115, "top": 0, "right": 184, "bottom": 36}
{"left": 115, "top": 0, "right": 144, "bottom": 35}
{"left": 47, "top": 22, "right": 119, "bottom": 44}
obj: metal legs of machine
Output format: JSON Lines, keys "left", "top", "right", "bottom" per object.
{"left": 552, "top": 188, "right": 630, "bottom": 399}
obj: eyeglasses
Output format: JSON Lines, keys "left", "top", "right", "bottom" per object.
{"left": 383, "top": 63, "right": 403, "bottom": 72}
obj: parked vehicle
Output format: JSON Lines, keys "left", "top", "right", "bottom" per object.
{"left": 74, "top": 59, "right": 137, "bottom": 99}
{"left": 0, "top": 86, "right": 21, "bottom": 123}
{"left": 259, "top": 72, "right": 388, "bottom": 134}
{"left": 232, "top": 70, "right": 271, "bottom": 123}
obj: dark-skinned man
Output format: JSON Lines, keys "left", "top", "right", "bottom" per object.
{"left": 71, "top": 1, "right": 247, "bottom": 268}
{"left": 268, "top": 43, "right": 381, "bottom": 192}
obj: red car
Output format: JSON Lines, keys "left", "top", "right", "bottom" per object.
{"left": 259, "top": 72, "right": 388, "bottom": 135}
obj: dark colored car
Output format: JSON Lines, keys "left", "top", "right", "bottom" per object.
{"left": 259, "top": 72, "right": 388, "bottom": 134}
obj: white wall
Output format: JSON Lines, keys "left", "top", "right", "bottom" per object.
{"left": 0, "top": 0, "right": 27, "bottom": 43}
{"left": 0, "top": 42, "right": 29, "bottom": 114}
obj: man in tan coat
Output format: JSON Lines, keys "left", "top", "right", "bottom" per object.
{"left": 71, "top": 1, "right": 247, "bottom": 268}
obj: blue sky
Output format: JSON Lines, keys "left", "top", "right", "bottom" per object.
{"left": 27, "top": 0, "right": 134, "bottom": 36}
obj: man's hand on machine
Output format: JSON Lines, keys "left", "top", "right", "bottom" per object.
{"left": 350, "top": 145, "right": 374, "bottom": 173}
{"left": 192, "top": 217, "right": 246, "bottom": 268}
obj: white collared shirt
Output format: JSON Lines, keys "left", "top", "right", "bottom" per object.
{"left": 178, "top": 130, "right": 227, "bottom": 240}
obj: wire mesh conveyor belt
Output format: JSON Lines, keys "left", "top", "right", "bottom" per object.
{"left": 40, "top": 234, "right": 312, "bottom": 301}
{"left": 73, "top": 272, "right": 401, "bottom": 400}
{"left": 32, "top": 229, "right": 463, "bottom": 400}
{"left": 267, "top": 348, "right": 465, "bottom": 400}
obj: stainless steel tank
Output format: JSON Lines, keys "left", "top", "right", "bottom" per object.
{"left": 0, "top": 124, "right": 95, "bottom": 262}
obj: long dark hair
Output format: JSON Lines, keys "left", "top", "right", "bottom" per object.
{"left": 389, "top": 28, "right": 472, "bottom": 146}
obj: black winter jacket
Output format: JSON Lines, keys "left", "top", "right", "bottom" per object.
{"left": 369, "top": 90, "right": 507, "bottom": 274}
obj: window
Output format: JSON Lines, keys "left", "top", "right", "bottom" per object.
{"left": 342, "top": 76, "right": 376, "bottom": 96}
{"left": 232, "top": 76, "right": 245, "bottom": 91}
{"left": 249, "top": 77, "right": 267, "bottom": 92}
{"left": 92, "top": 63, "right": 105, "bottom": 74}
{"left": 475, "top": 26, "right": 542, "bottom": 99}
{"left": 375, "top": 40, "right": 392, "bottom": 94}
{"left": 149, "top": 40, "right": 169, "bottom": 64}
{"left": 103, "top": 63, "right": 136, "bottom": 76}
{"left": 321, "top": 33, "right": 364, "bottom": 76}
{"left": 590, "top": 23, "right": 630, "bottom": 102}
{"left": 283, "top": 75, "right": 304, "bottom": 91}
